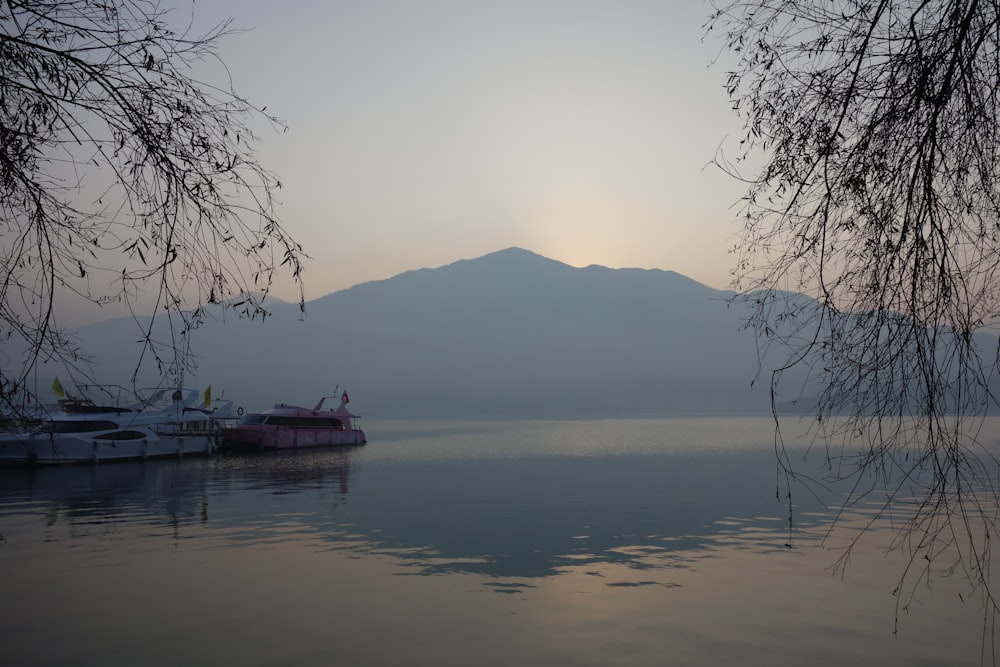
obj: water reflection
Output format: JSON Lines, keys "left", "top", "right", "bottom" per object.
{"left": 0, "top": 437, "right": 836, "bottom": 582}
{"left": 212, "top": 448, "right": 356, "bottom": 494}
{"left": 1, "top": 419, "right": 997, "bottom": 667}
{"left": 0, "top": 448, "right": 360, "bottom": 543}
{"left": 2, "top": 460, "right": 211, "bottom": 537}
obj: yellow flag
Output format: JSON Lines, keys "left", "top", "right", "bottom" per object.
{"left": 204, "top": 385, "right": 211, "bottom": 408}
{"left": 53, "top": 377, "right": 65, "bottom": 398}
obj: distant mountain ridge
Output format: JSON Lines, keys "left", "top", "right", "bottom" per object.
{"left": 74, "top": 247, "right": 790, "bottom": 418}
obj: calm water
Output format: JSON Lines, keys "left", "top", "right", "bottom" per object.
{"left": 2, "top": 417, "right": 997, "bottom": 666}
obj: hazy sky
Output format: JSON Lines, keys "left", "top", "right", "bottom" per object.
{"left": 185, "top": 1, "right": 745, "bottom": 303}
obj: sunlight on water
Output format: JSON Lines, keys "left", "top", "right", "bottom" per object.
{"left": 2, "top": 417, "right": 999, "bottom": 666}
{"left": 366, "top": 416, "right": 784, "bottom": 461}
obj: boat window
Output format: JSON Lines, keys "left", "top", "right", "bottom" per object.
{"left": 95, "top": 430, "right": 147, "bottom": 441}
{"left": 265, "top": 416, "right": 345, "bottom": 429}
{"left": 239, "top": 415, "right": 268, "bottom": 426}
{"left": 41, "top": 420, "right": 121, "bottom": 433}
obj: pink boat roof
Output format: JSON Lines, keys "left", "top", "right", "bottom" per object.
{"left": 256, "top": 394, "right": 358, "bottom": 419}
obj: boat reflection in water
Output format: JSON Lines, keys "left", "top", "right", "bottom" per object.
{"left": 0, "top": 446, "right": 359, "bottom": 536}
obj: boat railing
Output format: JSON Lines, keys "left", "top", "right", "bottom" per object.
{"left": 75, "top": 384, "right": 135, "bottom": 408}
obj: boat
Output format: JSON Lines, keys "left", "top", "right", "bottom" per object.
{"left": 0, "top": 387, "right": 239, "bottom": 465}
{"left": 220, "top": 392, "right": 366, "bottom": 450}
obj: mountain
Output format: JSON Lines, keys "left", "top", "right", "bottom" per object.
{"left": 73, "top": 248, "right": 791, "bottom": 419}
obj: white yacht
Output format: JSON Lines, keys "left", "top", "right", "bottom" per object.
{"left": 0, "top": 387, "right": 238, "bottom": 465}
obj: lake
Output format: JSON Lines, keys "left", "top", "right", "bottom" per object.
{"left": 2, "top": 417, "right": 997, "bottom": 666}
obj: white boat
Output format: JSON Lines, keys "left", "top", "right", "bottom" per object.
{"left": 0, "top": 387, "right": 239, "bottom": 465}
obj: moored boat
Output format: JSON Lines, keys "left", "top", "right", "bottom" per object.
{"left": 0, "top": 386, "right": 238, "bottom": 465}
{"left": 220, "top": 392, "right": 366, "bottom": 450}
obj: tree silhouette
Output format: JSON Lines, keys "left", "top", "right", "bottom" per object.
{"left": 709, "top": 0, "right": 1000, "bottom": 637}
{"left": 0, "top": 0, "right": 304, "bottom": 408}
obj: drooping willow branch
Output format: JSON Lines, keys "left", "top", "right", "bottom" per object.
{"left": 709, "top": 0, "right": 1000, "bottom": 636}
{"left": 0, "top": 0, "right": 305, "bottom": 407}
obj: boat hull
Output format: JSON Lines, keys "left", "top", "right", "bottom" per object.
{"left": 220, "top": 426, "right": 367, "bottom": 450}
{"left": 0, "top": 433, "right": 217, "bottom": 465}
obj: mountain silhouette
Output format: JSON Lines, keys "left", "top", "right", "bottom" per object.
{"left": 73, "top": 248, "right": 791, "bottom": 418}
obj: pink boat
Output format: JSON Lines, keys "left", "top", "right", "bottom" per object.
{"left": 220, "top": 392, "right": 366, "bottom": 450}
